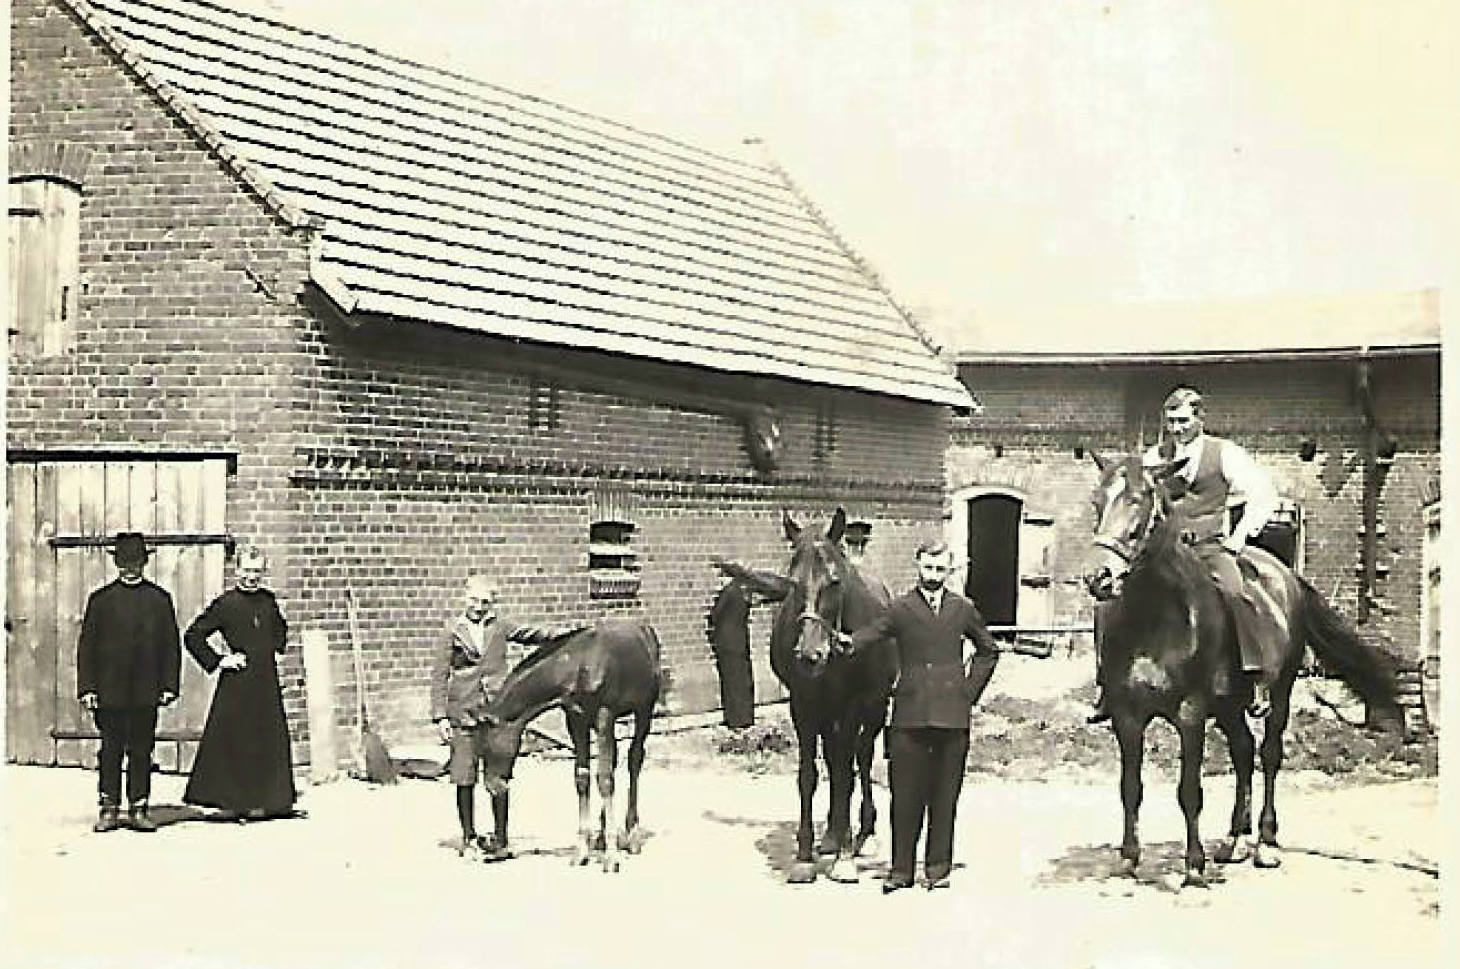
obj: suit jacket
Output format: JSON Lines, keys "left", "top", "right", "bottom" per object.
{"left": 77, "top": 578, "right": 181, "bottom": 708}
{"left": 429, "top": 613, "right": 566, "bottom": 727}
{"left": 854, "top": 587, "right": 999, "bottom": 730}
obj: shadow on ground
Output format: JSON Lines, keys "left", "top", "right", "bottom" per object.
{"left": 1037, "top": 840, "right": 1232, "bottom": 894}
{"left": 701, "top": 812, "right": 896, "bottom": 882}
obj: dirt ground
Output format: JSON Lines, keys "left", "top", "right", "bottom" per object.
{"left": 1, "top": 654, "right": 1443, "bottom": 969}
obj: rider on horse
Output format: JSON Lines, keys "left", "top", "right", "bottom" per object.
{"left": 1089, "top": 385, "right": 1280, "bottom": 723}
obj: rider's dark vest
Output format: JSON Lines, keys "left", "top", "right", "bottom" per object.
{"left": 1166, "top": 436, "right": 1231, "bottom": 542}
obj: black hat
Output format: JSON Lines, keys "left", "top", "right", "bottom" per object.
{"left": 844, "top": 521, "right": 872, "bottom": 546}
{"left": 112, "top": 532, "right": 149, "bottom": 567}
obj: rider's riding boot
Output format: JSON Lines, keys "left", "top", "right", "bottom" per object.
{"left": 1245, "top": 674, "right": 1272, "bottom": 719}
{"left": 1087, "top": 686, "right": 1112, "bottom": 725}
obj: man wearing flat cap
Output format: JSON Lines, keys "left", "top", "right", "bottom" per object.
{"left": 77, "top": 532, "right": 181, "bottom": 833}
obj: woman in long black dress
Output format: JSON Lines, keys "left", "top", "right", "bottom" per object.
{"left": 183, "top": 545, "right": 296, "bottom": 820}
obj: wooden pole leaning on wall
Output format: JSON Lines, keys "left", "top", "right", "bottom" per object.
{"left": 300, "top": 628, "right": 341, "bottom": 783}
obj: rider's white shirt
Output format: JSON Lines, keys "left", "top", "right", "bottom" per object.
{"left": 1145, "top": 434, "right": 1278, "bottom": 541}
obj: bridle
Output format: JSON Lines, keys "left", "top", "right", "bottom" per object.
{"left": 794, "top": 558, "right": 848, "bottom": 658}
{"left": 1093, "top": 471, "right": 1164, "bottom": 566}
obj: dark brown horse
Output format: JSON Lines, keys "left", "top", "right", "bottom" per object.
{"left": 717, "top": 508, "right": 895, "bottom": 884}
{"left": 477, "top": 618, "right": 661, "bottom": 872}
{"left": 1083, "top": 451, "right": 1401, "bottom": 887}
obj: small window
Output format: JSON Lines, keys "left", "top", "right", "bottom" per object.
{"left": 588, "top": 485, "right": 639, "bottom": 600}
{"left": 8, "top": 176, "right": 82, "bottom": 358}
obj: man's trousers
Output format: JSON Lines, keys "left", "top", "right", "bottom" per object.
{"left": 886, "top": 726, "right": 970, "bottom": 882}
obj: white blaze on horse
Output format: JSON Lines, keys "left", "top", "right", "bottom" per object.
{"left": 477, "top": 618, "right": 662, "bottom": 873}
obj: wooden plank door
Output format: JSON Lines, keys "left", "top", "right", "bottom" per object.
{"left": 5, "top": 457, "right": 228, "bottom": 767}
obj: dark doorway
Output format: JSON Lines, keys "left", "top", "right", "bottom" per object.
{"left": 966, "top": 494, "right": 1021, "bottom": 626}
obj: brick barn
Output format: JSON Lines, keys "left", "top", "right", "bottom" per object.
{"left": 943, "top": 290, "right": 1442, "bottom": 732}
{"left": 5, "top": 0, "right": 972, "bottom": 771}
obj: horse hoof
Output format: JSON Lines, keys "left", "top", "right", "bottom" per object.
{"left": 787, "top": 862, "right": 818, "bottom": 884}
{"left": 855, "top": 834, "right": 881, "bottom": 860}
{"left": 827, "top": 857, "right": 859, "bottom": 883}
{"left": 1183, "top": 868, "right": 1209, "bottom": 889}
{"left": 620, "top": 829, "right": 645, "bottom": 854}
{"left": 1253, "top": 843, "right": 1283, "bottom": 869}
{"left": 1119, "top": 857, "right": 1139, "bottom": 879}
{"left": 1215, "top": 836, "right": 1251, "bottom": 865}
{"left": 573, "top": 852, "right": 592, "bottom": 867}
{"left": 602, "top": 856, "right": 621, "bottom": 874}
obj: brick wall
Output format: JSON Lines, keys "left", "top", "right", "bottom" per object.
{"left": 5, "top": 0, "right": 968, "bottom": 765}
{"left": 952, "top": 357, "right": 1441, "bottom": 669}
{"left": 8, "top": 0, "right": 319, "bottom": 764}
{"left": 289, "top": 316, "right": 951, "bottom": 750}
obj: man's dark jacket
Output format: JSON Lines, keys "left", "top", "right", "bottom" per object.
{"left": 77, "top": 579, "right": 181, "bottom": 707}
{"left": 853, "top": 588, "right": 1000, "bottom": 729}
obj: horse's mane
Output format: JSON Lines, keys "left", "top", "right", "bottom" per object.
{"left": 501, "top": 628, "right": 583, "bottom": 690}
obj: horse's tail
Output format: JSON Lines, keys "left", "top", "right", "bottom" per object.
{"left": 1297, "top": 576, "right": 1402, "bottom": 730}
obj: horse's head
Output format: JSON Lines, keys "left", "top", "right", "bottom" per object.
{"left": 475, "top": 709, "right": 522, "bottom": 797}
{"left": 780, "top": 507, "right": 852, "bottom": 676}
{"left": 1083, "top": 450, "right": 1186, "bottom": 600}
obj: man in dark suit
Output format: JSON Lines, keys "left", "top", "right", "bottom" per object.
{"left": 845, "top": 538, "right": 1000, "bottom": 892}
{"left": 77, "top": 532, "right": 181, "bottom": 833}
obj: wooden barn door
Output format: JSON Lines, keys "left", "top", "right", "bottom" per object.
{"left": 5, "top": 456, "right": 229, "bottom": 768}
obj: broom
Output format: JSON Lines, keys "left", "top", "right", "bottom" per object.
{"left": 346, "top": 584, "right": 397, "bottom": 784}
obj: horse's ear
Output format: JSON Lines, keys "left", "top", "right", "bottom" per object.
{"left": 826, "top": 507, "right": 847, "bottom": 544}
{"left": 1150, "top": 456, "right": 1191, "bottom": 482}
{"left": 783, "top": 510, "right": 802, "bottom": 543}
{"left": 1089, "top": 449, "right": 1111, "bottom": 473}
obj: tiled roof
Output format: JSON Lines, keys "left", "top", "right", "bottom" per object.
{"left": 951, "top": 289, "right": 1442, "bottom": 364}
{"left": 75, "top": 0, "right": 971, "bottom": 408}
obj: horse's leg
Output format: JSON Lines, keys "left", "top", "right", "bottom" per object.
{"left": 1213, "top": 711, "right": 1255, "bottom": 864}
{"left": 593, "top": 707, "right": 622, "bottom": 873}
{"left": 852, "top": 710, "right": 884, "bottom": 859}
{"left": 1112, "top": 714, "right": 1146, "bottom": 878}
{"left": 1175, "top": 710, "right": 1210, "bottom": 888}
{"left": 1254, "top": 685, "right": 1291, "bottom": 869}
{"left": 565, "top": 709, "right": 594, "bottom": 867}
{"left": 819, "top": 720, "right": 851, "bottom": 849}
{"left": 619, "top": 706, "right": 650, "bottom": 854}
{"left": 825, "top": 717, "right": 859, "bottom": 883}
{"left": 787, "top": 699, "right": 820, "bottom": 884}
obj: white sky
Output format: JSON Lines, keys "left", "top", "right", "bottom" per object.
{"left": 237, "top": 0, "right": 1459, "bottom": 344}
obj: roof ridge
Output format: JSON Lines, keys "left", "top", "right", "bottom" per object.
{"left": 59, "top": 0, "right": 315, "bottom": 234}
{"left": 137, "top": 0, "right": 772, "bottom": 181}
{"left": 755, "top": 141, "right": 951, "bottom": 365}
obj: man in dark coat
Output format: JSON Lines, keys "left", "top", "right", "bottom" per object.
{"left": 183, "top": 545, "right": 296, "bottom": 820}
{"left": 706, "top": 578, "right": 755, "bottom": 728}
{"left": 77, "top": 532, "right": 181, "bottom": 833}
{"left": 846, "top": 538, "right": 1000, "bottom": 892}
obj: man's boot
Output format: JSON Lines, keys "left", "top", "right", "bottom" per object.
{"left": 128, "top": 803, "right": 159, "bottom": 833}
{"left": 1087, "top": 686, "right": 1112, "bottom": 725}
{"left": 93, "top": 803, "right": 121, "bottom": 834}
